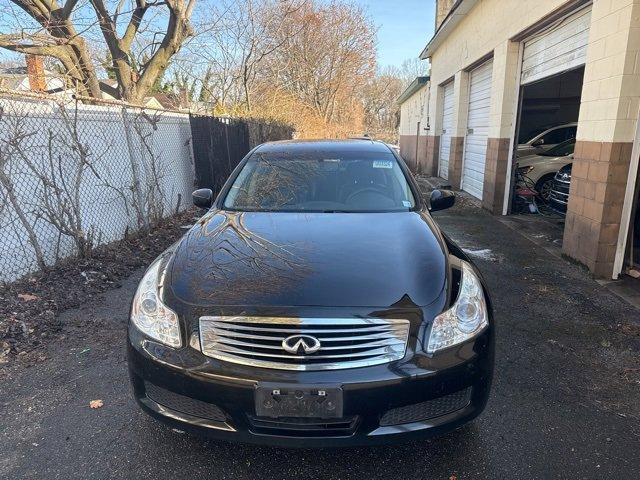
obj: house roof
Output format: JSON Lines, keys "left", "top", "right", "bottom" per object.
{"left": 419, "top": 0, "right": 478, "bottom": 59}
{"left": 397, "top": 76, "right": 430, "bottom": 105}
{"left": 0, "top": 66, "right": 64, "bottom": 92}
{"left": 0, "top": 66, "right": 30, "bottom": 75}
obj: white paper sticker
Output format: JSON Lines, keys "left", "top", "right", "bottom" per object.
{"left": 373, "top": 160, "right": 393, "bottom": 169}
{"left": 402, "top": 201, "right": 411, "bottom": 207}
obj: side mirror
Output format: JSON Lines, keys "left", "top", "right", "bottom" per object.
{"left": 192, "top": 188, "right": 213, "bottom": 209}
{"left": 429, "top": 189, "right": 455, "bottom": 212}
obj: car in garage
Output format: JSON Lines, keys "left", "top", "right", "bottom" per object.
{"left": 516, "top": 138, "right": 575, "bottom": 202}
{"left": 516, "top": 122, "right": 577, "bottom": 158}
{"left": 127, "top": 139, "right": 495, "bottom": 447}
{"left": 549, "top": 163, "right": 573, "bottom": 214}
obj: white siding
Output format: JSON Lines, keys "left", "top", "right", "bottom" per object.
{"left": 462, "top": 60, "right": 493, "bottom": 199}
{"left": 399, "top": 84, "right": 429, "bottom": 136}
{"left": 438, "top": 81, "right": 455, "bottom": 179}
{"left": 521, "top": 6, "right": 592, "bottom": 85}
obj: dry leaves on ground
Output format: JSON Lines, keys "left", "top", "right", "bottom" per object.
{"left": 17, "top": 293, "right": 39, "bottom": 302}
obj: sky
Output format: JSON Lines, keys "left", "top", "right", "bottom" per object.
{"left": 352, "top": 0, "right": 436, "bottom": 69}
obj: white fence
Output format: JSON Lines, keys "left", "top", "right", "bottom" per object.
{"left": 0, "top": 93, "right": 195, "bottom": 282}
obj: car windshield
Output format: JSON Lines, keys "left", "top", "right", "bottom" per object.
{"left": 521, "top": 127, "right": 547, "bottom": 144}
{"left": 223, "top": 152, "right": 416, "bottom": 212}
{"left": 539, "top": 138, "right": 576, "bottom": 157}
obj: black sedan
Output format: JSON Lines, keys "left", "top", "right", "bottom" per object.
{"left": 127, "top": 139, "right": 494, "bottom": 447}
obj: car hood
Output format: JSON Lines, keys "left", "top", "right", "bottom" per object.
{"left": 167, "top": 210, "right": 447, "bottom": 308}
{"left": 518, "top": 153, "right": 571, "bottom": 168}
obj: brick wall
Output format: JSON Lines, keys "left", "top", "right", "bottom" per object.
{"left": 425, "top": 135, "right": 440, "bottom": 177}
{"left": 399, "top": 135, "right": 434, "bottom": 174}
{"left": 563, "top": 141, "right": 633, "bottom": 276}
{"left": 482, "top": 138, "right": 511, "bottom": 213}
{"left": 436, "top": 0, "right": 457, "bottom": 29}
{"left": 399, "top": 135, "right": 418, "bottom": 172}
{"left": 563, "top": 0, "right": 640, "bottom": 278}
{"left": 448, "top": 136, "right": 465, "bottom": 188}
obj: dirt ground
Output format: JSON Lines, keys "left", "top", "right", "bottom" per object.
{"left": 0, "top": 209, "right": 199, "bottom": 368}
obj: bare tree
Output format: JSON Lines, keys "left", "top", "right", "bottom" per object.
{"left": 362, "top": 67, "right": 404, "bottom": 143}
{"left": 399, "top": 57, "right": 430, "bottom": 88}
{"left": 18, "top": 102, "right": 102, "bottom": 258}
{"left": 129, "top": 110, "right": 170, "bottom": 228}
{"left": 268, "top": 2, "right": 375, "bottom": 122}
{"left": 186, "top": 0, "right": 307, "bottom": 114}
{"left": 0, "top": 0, "right": 196, "bottom": 103}
{"left": 100, "top": 108, "right": 171, "bottom": 232}
{"left": 0, "top": 107, "right": 47, "bottom": 270}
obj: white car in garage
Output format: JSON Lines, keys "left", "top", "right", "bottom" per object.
{"left": 516, "top": 138, "right": 575, "bottom": 202}
{"left": 517, "top": 123, "right": 577, "bottom": 159}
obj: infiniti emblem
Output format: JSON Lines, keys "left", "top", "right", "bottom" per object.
{"left": 282, "top": 335, "right": 321, "bottom": 355}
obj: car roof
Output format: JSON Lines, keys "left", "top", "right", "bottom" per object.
{"left": 253, "top": 139, "right": 393, "bottom": 155}
{"left": 545, "top": 122, "right": 578, "bottom": 130}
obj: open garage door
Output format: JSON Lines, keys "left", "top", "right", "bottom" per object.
{"left": 510, "top": 5, "right": 592, "bottom": 216}
{"left": 462, "top": 60, "right": 493, "bottom": 199}
{"left": 521, "top": 6, "right": 592, "bottom": 85}
{"left": 438, "top": 81, "right": 454, "bottom": 179}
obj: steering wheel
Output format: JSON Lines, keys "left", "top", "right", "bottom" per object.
{"left": 345, "top": 187, "right": 390, "bottom": 204}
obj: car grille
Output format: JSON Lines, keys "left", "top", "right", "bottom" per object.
{"left": 549, "top": 171, "right": 571, "bottom": 213}
{"left": 379, "top": 387, "right": 472, "bottom": 426}
{"left": 550, "top": 171, "right": 571, "bottom": 200}
{"left": 144, "top": 382, "right": 227, "bottom": 422}
{"left": 247, "top": 415, "right": 359, "bottom": 437}
{"left": 199, "top": 316, "right": 410, "bottom": 371}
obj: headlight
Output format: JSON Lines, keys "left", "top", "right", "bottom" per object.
{"left": 427, "top": 261, "right": 488, "bottom": 353}
{"left": 517, "top": 165, "right": 534, "bottom": 175}
{"left": 131, "top": 258, "right": 181, "bottom": 347}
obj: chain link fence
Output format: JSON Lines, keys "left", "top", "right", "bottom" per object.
{"left": 0, "top": 91, "right": 293, "bottom": 283}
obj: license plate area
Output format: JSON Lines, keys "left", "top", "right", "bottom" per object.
{"left": 255, "top": 383, "right": 343, "bottom": 419}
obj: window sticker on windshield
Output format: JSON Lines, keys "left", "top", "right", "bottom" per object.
{"left": 373, "top": 160, "right": 393, "bottom": 169}
{"left": 402, "top": 201, "right": 411, "bottom": 207}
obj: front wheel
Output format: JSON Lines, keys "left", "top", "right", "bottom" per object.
{"left": 535, "top": 174, "right": 555, "bottom": 203}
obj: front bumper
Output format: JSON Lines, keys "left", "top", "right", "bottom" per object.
{"left": 128, "top": 324, "right": 493, "bottom": 447}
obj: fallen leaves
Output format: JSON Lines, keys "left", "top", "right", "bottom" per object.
{"left": 89, "top": 399, "right": 104, "bottom": 409}
{"left": 17, "top": 293, "right": 39, "bottom": 302}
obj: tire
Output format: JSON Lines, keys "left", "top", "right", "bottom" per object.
{"left": 535, "top": 174, "right": 556, "bottom": 203}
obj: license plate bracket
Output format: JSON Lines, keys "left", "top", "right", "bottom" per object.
{"left": 255, "top": 383, "right": 343, "bottom": 419}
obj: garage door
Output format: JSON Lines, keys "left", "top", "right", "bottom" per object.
{"left": 521, "top": 6, "right": 592, "bottom": 85}
{"left": 462, "top": 60, "right": 493, "bottom": 199}
{"left": 438, "top": 81, "right": 455, "bottom": 179}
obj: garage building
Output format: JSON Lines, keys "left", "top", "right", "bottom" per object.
{"left": 398, "top": 76, "right": 431, "bottom": 173}
{"left": 416, "top": 0, "right": 640, "bottom": 280}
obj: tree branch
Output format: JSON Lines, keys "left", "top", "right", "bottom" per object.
{"left": 59, "top": 0, "right": 80, "bottom": 19}
{"left": 121, "top": 0, "right": 149, "bottom": 50}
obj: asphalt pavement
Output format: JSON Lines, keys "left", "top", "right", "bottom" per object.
{"left": 2, "top": 200, "right": 639, "bottom": 480}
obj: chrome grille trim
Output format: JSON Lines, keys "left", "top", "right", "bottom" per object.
{"left": 199, "top": 316, "right": 410, "bottom": 371}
